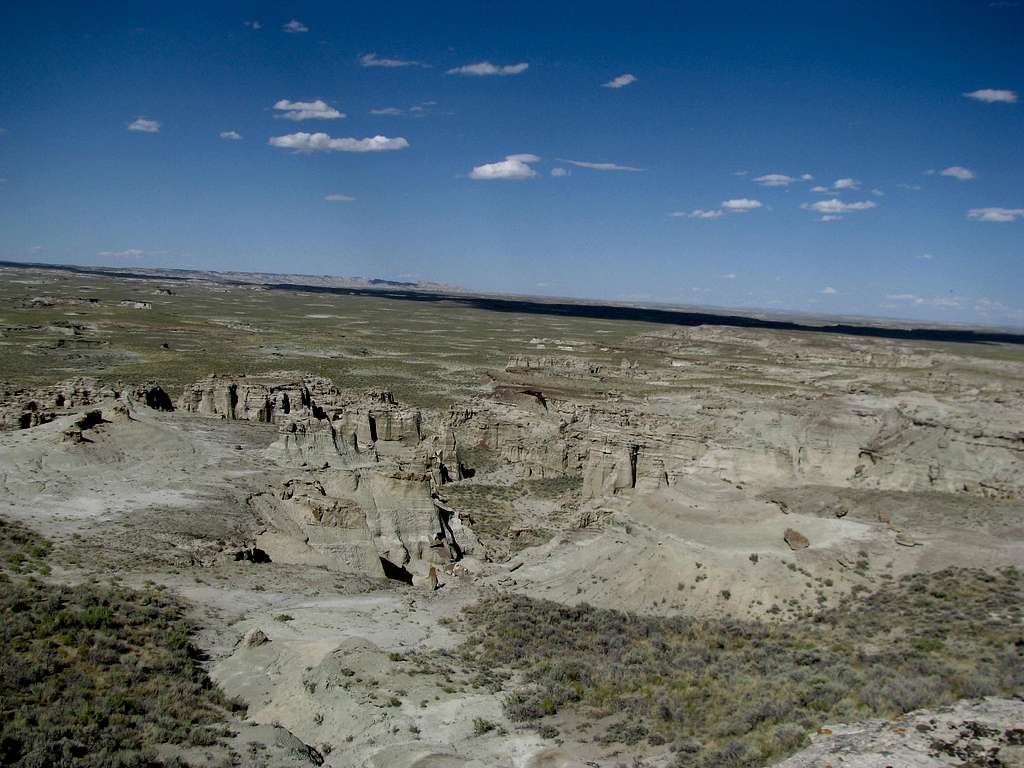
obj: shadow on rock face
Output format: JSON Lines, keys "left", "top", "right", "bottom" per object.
{"left": 379, "top": 556, "right": 414, "bottom": 585}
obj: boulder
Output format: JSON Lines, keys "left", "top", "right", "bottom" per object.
{"left": 784, "top": 528, "right": 810, "bottom": 550}
{"left": 243, "top": 627, "right": 271, "bottom": 647}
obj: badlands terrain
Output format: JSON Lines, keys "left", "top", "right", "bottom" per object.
{"left": 1, "top": 261, "right": 1022, "bottom": 768}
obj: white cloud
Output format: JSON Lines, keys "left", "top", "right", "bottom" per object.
{"left": 871, "top": 188, "right": 885, "bottom": 196}
{"left": 833, "top": 177, "right": 860, "bottom": 190}
{"left": 967, "top": 207, "right": 1024, "bottom": 223}
{"left": 97, "top": 249, "right": 146, "bottom": 259}
{"left": 973, "top": 297, "right": 1024, "bottom": 322}
{"left": 468, "top": 153, "right": 539, "bottom": 180}
{"left": 810, "top": 185, "right": 830, "bottom": 193}
{"left": 274, "top": 99, "right": 344, "bottom": 121}
{"left": 963, "top": 88, "right": 1017, "bottom": 104}
{"left": 324, "top": 193, "right": 355, "bottom": 202}
{"left": 243, "top": 20, "right": 261, "bottom": 29}
{"left": 897, "top": 183, "right": 922, "bottom": 191}
{"left": 721, "top": 198, "right": 763, "bottom": 212}
{"left": 268, "top": 132, "right": 409, "bottom": 152}
{"left": 753, "top": 173, "right": 796, "bottom": 187}
{"left": 447, "top": 61, "right": 528, "bottom": 76}
{"left": 283, "top": 19, "right": 308, "bottom": 33}
{"left": 801, "top": 198, "right": 877, "bottom": 214}
{"left": 359, "top": 53, "right": 428, "bottom": 68}
{"left": 559, "top": 159, "right": 644, "bottom": 172}
{"left": 128, "top": 117, "right": 160, "bottom": 133}
{"left": 219, "top": 130, "right": 242, "bottom": 140}
{"left": 720, "top": 272, "right": 737, "bottom": 279}
{"left": 819, "top": 215, "right": 843, "bottom": 222}
{"left": 883, "top": 293, "right": 963, "bottom": 309}
{"left": 550, "top": 167, "right": 569, "bottom": 177}
{"left": 603, "top": 73, "right": 637, "bottom": 89}
{"left": 370, "top": 107, "right": 403, "bottom": 116}
{"left": 800, "top": 173, "right": 813, "bottom": 181}
{"left": 940, "top": 165, "right": 976, "bottom": 181}
{"left": 670, "top": 209, "right": 723, "bottom": 219}
{"left": 821, "top": 286, "right": 837, "bottom": 295}
{"left": 916, "top": 253, "right": 934, "bottom": 260}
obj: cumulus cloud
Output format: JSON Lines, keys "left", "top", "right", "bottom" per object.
{"left": 219, "top": 130, "right": 242, "bottom": 140}
{"left": 268, "top": 132, "right": 409, "bottom": 152}
{"left": 721, "top": 198, "right": 763, "bottom": 212}
{"left": 940, "top": 166, "right": 976, "bottom": 181}
{"left": 821, "top": 286, "right": 838, "bottom": 295}
{"left": 359, "top": 53, "right": 428, "bottom": 68}
{"left": 97, "top": 249, "right": 146, "bottom": 259}
{"left": 447, "top": 61, "right": 528, "bottom": 76}
{"left": 800, "top": 173, "right": 813, "bottom": 181}
{"left": 370, "top": 107, "right": 403, "bottom": 116}
{"left": 966, "top": 207, "right": 1024, "bottom": 222}
{"left": 819, "top": 215, "right": 843, "bottom": 221}
{"left": 128, "top": 117, "right": 160, "bottom": 133}
{"left": 753, "top": 173, "right": 797, "bottom": 187}
{"left": 283, "top": 19, "right": 308, "bottom": 33}
{"left": 801, "top": 198, "right": 877, "bottom": 214}
{"left": 670, "top": 209, "right": 723, "bottom": 219}
{"left": 871, "top": 188, "right": 885, "bottom": 196}
{"left": 883, "top": 293, "right": 963, "bottom": 309}
{"left": 558, "top": 159, "right": 644, "bottom": 172}
{"left": 810, "top": 185, "right": 830, "bottom": 193}
{"left": 833, "top": 177, "right": 860, "bottom": 190}
{"left": 274, "top": 99, "right": 344, "bottom": 121}
{"left": 550, "top": 167, "right": 569, "bottom": 177}
{"left": 468, "top": 153, "right": 540, "bottom": 180}
{"left": 324, "top": 193, "right": 355, "bottom": 202}
{"left": 603, "top": 73, "right": 637, "bottom": 89}
{"left": 963, "top": 88, "right": 1017, "bottom": 103}
{"left": 916, "top": 253, "right": 934, "bottom": 260}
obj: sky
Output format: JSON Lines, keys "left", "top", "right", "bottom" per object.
{"left": 0, "top": 1, "right": 1022, "bottom": 327}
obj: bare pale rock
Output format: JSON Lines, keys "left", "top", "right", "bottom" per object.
{"left": 774, "top": 697, "right": 1024, "bottom": 768}
{"left": 243, "top": 627, "right": 271, "bottom": 647}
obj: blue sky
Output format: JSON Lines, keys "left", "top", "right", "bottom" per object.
{"left": 1, "top": 1, "right": 1022, "bottom": 326}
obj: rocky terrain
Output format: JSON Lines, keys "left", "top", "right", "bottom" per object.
{"left": 1, "top": 262, "right": 1022, "bottom": 768}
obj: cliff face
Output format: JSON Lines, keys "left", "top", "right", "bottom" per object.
{"left": 178, "top": 373, "right": 479, "bottom": 582}
{"left": 444, "top": 355, "right": 1024, "bottom": 503}
{"left": 170, "top": 353, "right": 1024, "bottom": 587}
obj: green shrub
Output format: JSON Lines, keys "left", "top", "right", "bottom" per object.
{"left": 0, "top": 519, "right": 242, "bottom": 767}
{"left": 473, "top": 718, "right": 498, "bottom": 736}
{"left": 455, "top": 567, "right": 1023, "bottom": 768}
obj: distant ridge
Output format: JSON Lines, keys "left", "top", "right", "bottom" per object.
{"left": 3, "top": 259, "right": 1024, "bottom": 345}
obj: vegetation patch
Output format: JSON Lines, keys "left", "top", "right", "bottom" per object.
{"left": 0, "top": 517, "right": 52, "bottom": 575}
{"left": 0, "top": 518, "right": 243, "bottom": 767}
{"left": 456, "top": 567, "right": 1023, "bottom": 767}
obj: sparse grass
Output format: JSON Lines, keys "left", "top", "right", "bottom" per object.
{"left": 0, "top": 518, "right": 243, "bottom": 767}
{"left": 472, "top": 718, "right": 499, "bottom": 736}
{"left": 455, "top": 567, "right": 1023, "bottom": 768}
{"left": 0, "top": 517, "right": 52, "bottom": 575}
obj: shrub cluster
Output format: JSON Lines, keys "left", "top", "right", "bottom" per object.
{"left": 457, "top": 567, "right": 1023, "bottom": 768}
{"left": 0, "top": 519, "right": 243, "bottom": 767}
